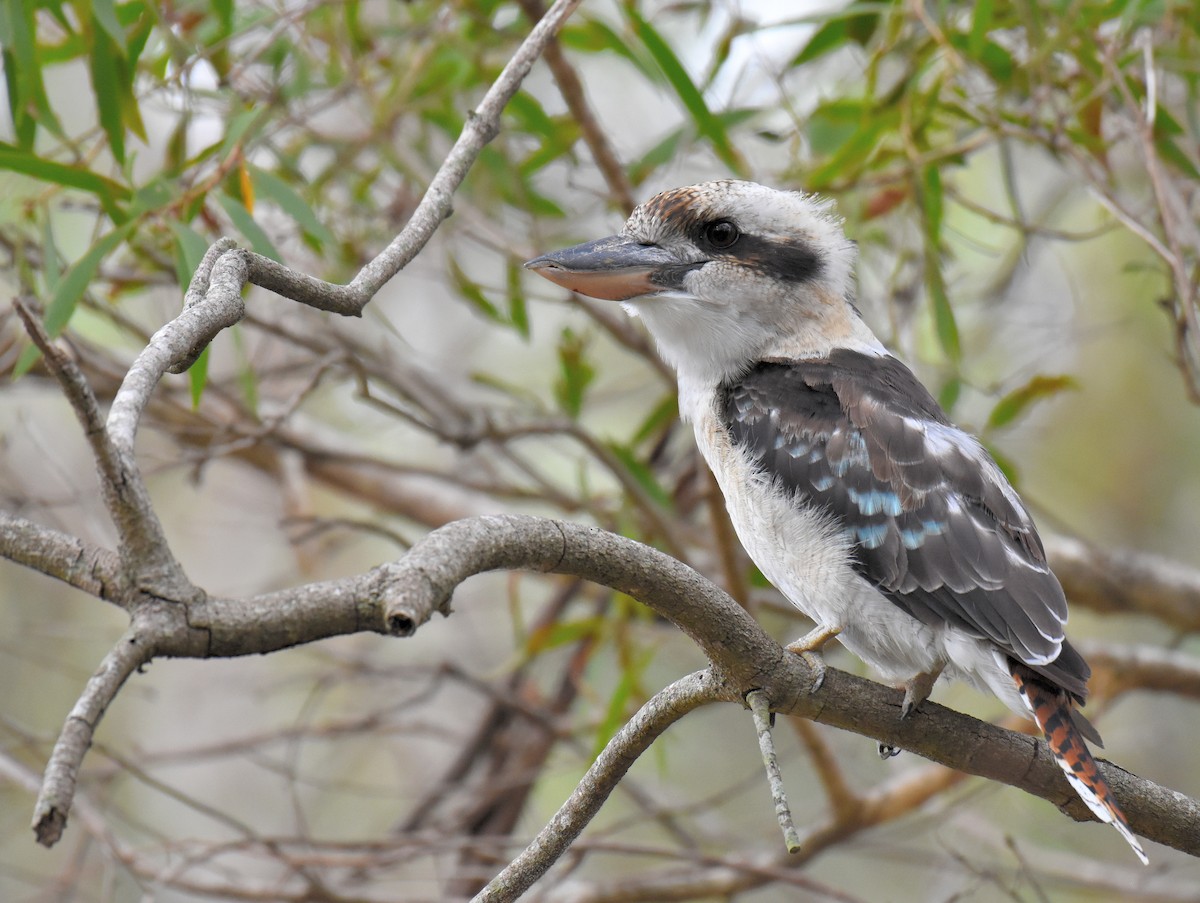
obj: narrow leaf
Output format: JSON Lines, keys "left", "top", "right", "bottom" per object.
{"left": 506, "top": 259, "right": 529, "bottom": 339}
{"left": 926, "top": 262, "right": 960, "bottom": 362}
{"left": 626, "top": 8, "right": 745, "bottom": 175}
{"left": 170, "top": 221, "right": 211, "bottom": 290}
{"left": 0, "top": 142, "right": 131, "bottom": 212}
{"left": 217, "top": 192, "right": 282, "bottom": 262}
{"left": 44, "top": 222, "right": 135, "bottom": 336}
{"left": 91, "top": 0, "right": 125, "bottom": 46}
{"left": 448, "top": 255, "right": 503, "bottom": 323}
{"left": 88, "top": 27, "right": 127, "bottom": 164}
{"left": 188, "top": 345, "right": 210, "bottom": 408}
{"left": 249, "top": 166, "right": 335, "bottom": 246}
{"left": 525, "top": 616, "right": 603, "bottom": 656}
{"left": 986, "top": 375, "right": 1079, "bottom": 431}
{"left": 607, "top": 442, "right": 671, "bottom": 509}
{"left": 554, "top": 328, "right": 595, "bottom": 419}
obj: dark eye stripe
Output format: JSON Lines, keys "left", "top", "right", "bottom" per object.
{"left": 727, "top": 233, "right": 824, "bottom": 284}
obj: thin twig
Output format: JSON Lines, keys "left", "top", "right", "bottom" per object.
{"left": 33, "top": 625, "right": 153, "bottom": 846}
{"left": 242, "top": 0, "right": 584, "bottom": 314}
{"left": 746, "top": 690, "right": 801, "bottom": 853}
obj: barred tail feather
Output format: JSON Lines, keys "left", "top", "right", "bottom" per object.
{"left": 1010, "top": 661, "right": 1148, "bottom": 865}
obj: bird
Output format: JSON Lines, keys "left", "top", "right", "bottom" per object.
{"left": 525, "top": 179, "right": 1148, "bottom": 864}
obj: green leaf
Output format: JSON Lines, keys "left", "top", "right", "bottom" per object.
{"left": 626, "top": 7, "right": 745, "bottom": 175}
{"left": 937, "top": 375, "right": 961, "bottom": 413}
{"left": 170, "top": 221, "right": 211, "bottom": 290}
{"left": 554, "top": 328, "right": 595, "bottom": 419}
{"left": 559, "top": 18, "right": 652, "bottom": 76}
{"left": 986, "top": 375, "right": 1079, "bottom": 431}
{"left": 88, "top": 26, "right": 128, "bottom": 164}
{"left": 91, "top": 0, "right": 125, "bottom": 46}
{"left": 41, "top": 217, "right": 62, "bottom": 295}
{"left": 231, "top": 326, "right": 259, "bottom": 415}
{"left": 213, "top": 0, "right": 234, "bottom": 35}
{"left": 921, "top": 165, "right": 943, "bottom": 236}
{"left": 927, "top": 263, "right": 960, "bottom": 362}
{"left": 629, "top": 125, "right": 685, "bottom": 186}
{"left": 0, "top": 142, "right": 130, "bottom": 218}
{"left": 592, "top": 648, "right": 653, "bottom": 758}
{"left": 631, "top": 393, "right": 679, "bottom": 447}
{"left": 792, "top": 9, "right": 880, "bottom": 67}
{"left": 188, "top": 345, "right": 210, "bottom": 408}
{"left": 506, "top": 259, "right": 529, "bottom": 339}
{"left": 218, "top": 108, "right": 260, "bottom": 160}
{"left": 12, "top": 343, "right": 42, "bottom": 380}
{"left": 607, "top": 442, "right": 671, "bottom": 509}
{"left": 249, "top": 166, "right": 335, "bottom": 247}
{"left": 968, "top": 0, "right": 994, "bottom": 57}
{"left": 448, "top": 255, "right": 503, "bottom": 323}
{"left": 44, "top": 222, "right": 135, "bottom": 337}
{"left": 217, "top": 192, "right": 282, "bottom": 262}
{"left": 0, "top": 0, "right": 65, "bottom": 146}
{"left": 524, "top": 615, "right": 604, "bottom": 656}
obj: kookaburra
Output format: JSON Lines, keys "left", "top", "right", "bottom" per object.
{"left": 526, "top": 180, "right": 1147, "bottom": 863}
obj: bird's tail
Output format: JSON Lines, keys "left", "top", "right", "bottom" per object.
{"left": 1009, "top": 661, "right": 1148, "bottom": 865}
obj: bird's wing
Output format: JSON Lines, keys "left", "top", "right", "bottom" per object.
{"left": 720, "top": 350, "right": 1087, "bottom": 698}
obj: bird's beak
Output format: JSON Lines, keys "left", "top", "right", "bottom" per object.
{"left": 524, "top": 235, "right": 679, "bottom": 302}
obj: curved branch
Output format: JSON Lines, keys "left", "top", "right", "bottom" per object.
{"left": 381, "top": 515, "right": 1200, "bottom": 863}
{"left": 241, "top": 0, "right": 583, "bottom": 314}
{"left": 33, "top": 625, "right": 152, "bottom": 846}
{"left": 475, "top": 671, "right": 721, "bottom": 903}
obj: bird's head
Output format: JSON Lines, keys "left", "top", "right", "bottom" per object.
{"left": 526, "top": 180, "right": 876, "bottom": 386}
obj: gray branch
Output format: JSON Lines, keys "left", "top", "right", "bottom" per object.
{"left": 33, "top": 625, "right": 151, "bottom": 846}
{"left": 0, "top": 512, "right": 121, "bottom": 605}
{"left": 378, "top": 515, "right": 1200, "bottom": 876}
{"left": 1047, "top": 535, "right": 1200, "bottom": 632}
{"left": 8, "top": 0, "right": 585, "bottom": 849}
{"left": 474, "top": 671, "right": 721, "bottom": 903}
{"left": 240, "top": 0, "right": 583, "bottom": 314}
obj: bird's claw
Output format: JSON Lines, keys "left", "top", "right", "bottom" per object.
{"left": 785, "top": 625, "right": 840, "bottom": 694}
{"left": 878, "top": 742, "right": 902, "bottom": 759}
{"left": 786, "top": 646, "right": 826, "bottom": 694}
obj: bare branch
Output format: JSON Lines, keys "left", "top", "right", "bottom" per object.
{"left": 0, "top": 511, "right": 122, "bottom": 604}
{"left": 474, "top": 671, "right": 720, "bottom": 903}
{"left": 1047, "top": 535, "right": 1200, "bottom": 632}
{"left": 241, "top": 0, "right": 584, "bottom": 315}
{"left": 746, "top": 690, "right": 801, "bottom": 853}
{"left": 14, "top": 297, "right": 195, "bottom": 598}
{"left": 380, "top": 515, "right": 1200, "bottom": 866}
{"left": 33, "top": 625, "right": 152, "bottom": 846}
{"left": 513, "top": 0, "right": 637, "bottom": 214}
{"left": 1085, "top": 642, "right": 1200, "bottom": 702}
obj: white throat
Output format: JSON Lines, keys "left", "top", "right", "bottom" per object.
{"left": 626, "top": 292, "right": 886, "bottom": 421}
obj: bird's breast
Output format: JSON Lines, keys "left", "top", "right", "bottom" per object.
{"left": 691, "top": 396, "right": 859, "bottom": 625}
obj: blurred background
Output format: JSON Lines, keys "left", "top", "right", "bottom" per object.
{"left": 1, "top": 1, "right": 1198, "bottom": 900}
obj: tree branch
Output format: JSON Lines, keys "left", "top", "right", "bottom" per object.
{"left": 0, "top": 511, "right": 122, "bottom": 605}
{"left": 1047, "top": 535, "right": 1200, "bottom": 632}
{"left": 380, "top": 515, "right": 1200, "bottom": 867}
{"left": 33, "top": 625, "right": 152, "bottom": 846}
{"left": 239, "top": 0, "right": 583, "bottom": 315}
{"left": 475, "top": 671, "right": 721, "bottom": 903}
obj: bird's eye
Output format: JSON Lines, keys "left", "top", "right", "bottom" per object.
{"left": 703, "top": 220, "right": 740, "bottom": 250}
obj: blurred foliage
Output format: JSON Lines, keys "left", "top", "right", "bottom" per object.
{"left": 1, "top": 0, "right": 1199, "bottom": 899}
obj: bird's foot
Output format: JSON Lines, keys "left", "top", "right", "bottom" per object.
{"left": 879, "top": 669, "right": 943, "bottom": 759}
{"left": 785, "top": 625, "right": 841, "bottom": 694}
{"left": 899, "top": 668, "right": 943, "bottom": 720}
